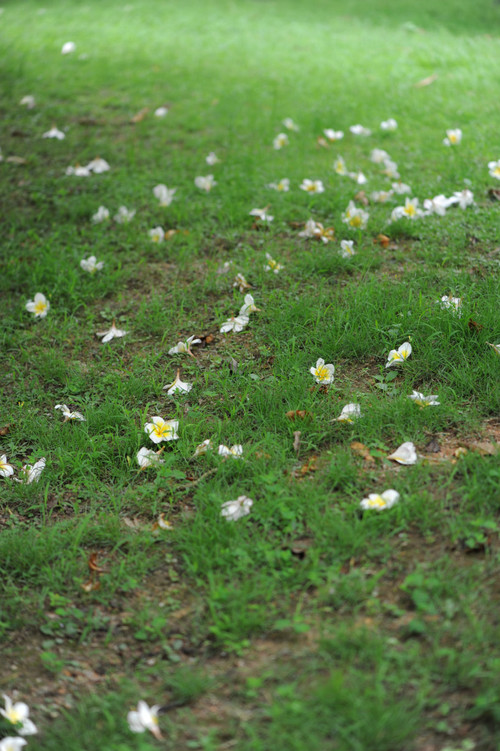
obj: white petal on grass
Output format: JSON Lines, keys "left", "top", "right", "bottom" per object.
{"left": 340, "top": 240, "right": 355, "bottom": 258}
{"left": 66, "top": 164, "right": 91, "bottom": 177}
{"left": 144, "top": 417, "right": 179, "bottom": 444}
{"left": 163, "top": 371, "right": 193, "bottom": 395}
{"left": 249, "top": 207, "right": 273, "bottom": 222}
{"left": 149, "top": 226, "right": 165, "bottom": 242}
{"left": 20, "top": 95, "right": 35, "bottom": 109}
{"left": 360, "top": 489, "right": 400, "bottom": 511}
{"left": 239, "top": 293, "right": 259, "bottom": 316}
{"left": 264, "top": 253, "right": 283, "bottom": 273}
{"left": 388, "top": 442, "right": 417, "bottom": 465}
{"left": 87, "top": 157, "right": 110, "bottom": 173}
{"left": 218, "top": 444, "right": 243, "bottom": 459}
{"left": 42, "top": 126, "right": 65, "bottom": 140}
{"left": 221, "top": 495, "right": 253, "bottom": 521}
{"left": 91, "top": 206, "right": 110, "bottom": 223}
{"left": 168, "top": 335, "right": 202, "bottom": 355}
{"left": 154, "top": 106, "right": 168, "bottom": 117}
{"left": 153, "top": 184, "right": 176, "bottom": 206}
{"left": 300, "top": 179, "right": 324, "bottom": 194}
{"left": 0, "top": 738, "right": 28, "bottom": 751}
{"left": 55, "top": 404, "right": 85, "bottom": 421}
{"left": 233, "top": 273, "right": 251, "bottom": 292}
{"left": 380, "top": 118, "right": 398, "bottom": 131}
{"left": 195, "top": 174, "right": 216, "bottom": 191}
{"left": 114, "top": 206, "right": 135, "bottom": 223}
{"left": 350, "top": 124, "right": 371, "bottom": 136}
{"left": 385, "top": 342, "right": 412, "bottom": 368}
{"left": 220, "top": 315, "right": 249, "bottom": 333}
{"left": 61, "top": 41, "right": 76, "bottom": 54}
{"left": 136, "top": 447, "right": 164, "bottom": 469}
{"left": 438, "top": 295, "right": 462, "bottom": 315}
{"left": 282, "top": 118, "right": 299, "bottom": 131}
{"left": 25, "top": 292, "right": 49, "bottom": 318}
{"left": 408, "top": 391, "right": 440, "bottom": 407}
{"left": 310, "top": 358, "right": 335, "bottom": 385}
{"left": 206, "top": 151, "right": 220, "bottom": 165}
{"left": 336, "top": 403, "right": 361, "bottom": 422}
{"left": 323, "top": 129, "right": 344, "bottom": 142}
{"left": 17, "top": 458, "right": 46, "bottom": 484}
{"left": 0, "top": 455, "right": 14, "bottom": 478}
{"left": 127, "top": 701, "right": 162, "bottom": 740}
{"left": 443, "top": 128, "right": 462, "bottom": 146}
{"left": 96, "top": 322, "right": 128, "bottom": 343}
{"left": 273, "top": 133, "right": 289, "bottom": 149}
{"left": 80, "top": 256, "right": 104, "bottom": 273}
{"left": 268, "top": 178, "right": 290, "bottom": 192}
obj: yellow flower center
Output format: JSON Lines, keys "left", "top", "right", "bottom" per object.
{"left": 368, "top": 496, "right": 387, "bottom": 508}
{"left": 34, "top": 300, "right": 47, "bottom": 315}
{"left": 350, "top": 215, "right": 363, "bottom": 227}
{"left": 449, "top": 133, "right": 458, "bottom": 143}
{"left": 494, "top": 167, "right": 500, "bottom": 177}
{"left": 315, "top": 365, "right": 330, "bottom": 381}
{"left": 7, "top": 707, "right": 21, "bottom": 723}
{"left": 405, "top": 204, "right": 416, "bottom": 217}
{"left": 153, "top": 423, "right": 171, "bottom": 439}
{"left": 306, "top": 184, "right": 316, "bottom": 192}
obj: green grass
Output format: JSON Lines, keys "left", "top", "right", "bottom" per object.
{"left": 1, "top": 0, "right": 500, "bottom": 748}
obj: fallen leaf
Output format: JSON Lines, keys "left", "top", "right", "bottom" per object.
{"left": 284, "top": 537, "right": 313, "bottom": 559}
{"left": 467, "top": 440, "right": 497, "bottom": 456}
{"left": 130, "top": 107, "right": 149, "bottom": 123}
{"left": 200, "top": 333, "right": 215, "bottom": 346}
{"left": 375, "top": 233, "right": 391, "bottom": 248}
{"left": 488, "top": 188, "right": 500, "bottom": 201}
{"left": 285, "top": 410, "right": 313, "bottom": 420}
{"left": 467, "top": 318, "right": 484, "bottom": 333}
{"left": 11, "top": 130, "right": 29, "bottom": 137}
{"left": 6, "top": 156, "right": 27, "bottom": 164}
{"left": 0, "top": 424, "right": 11, "bottom": 436}
{"left": 350, "top": 441, "right": 375, "bottom": 463}
{"left": 293, "top": 455, "right": 318, "bottom": 477}
{"left": 414, "top": 73, "right": 438, "bottom": 88}
{"left": 81, "top": 579, "right": 101, "bottom": 592}
{"left": 454, "top": 447, "right": 468, "bottom": 458}
{"left": 317, "top": 136, "right": 329, "bottom": 148}
{"left": 354, "top": 190, "right": 369, "bottom": 206}
{"left": 87, "top": 552, "right": 106, "bottom": 574}
{"left": 424, "top": 438, "right": 441, "bottom": 453}
{"left": 228, "top": 357, "right": 239, "bottom": 374}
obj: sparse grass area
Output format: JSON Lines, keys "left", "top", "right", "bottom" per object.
{"left": 1, "top": 0, "right": 500, "bottom": 748}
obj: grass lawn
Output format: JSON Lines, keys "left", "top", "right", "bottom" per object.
{"left": 1, "top": 0, "right": 500, "bottom": 748}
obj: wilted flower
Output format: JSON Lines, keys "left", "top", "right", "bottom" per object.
{"left": 488, "top": 159, "right": 500, "bottom": 179}
{"left": 157, "top": 514, "right": 173, "bottom": 530}
{"left": 391, "top": 181, "right": 412, "bottom": 194}
{"left": 350, "top": 124, "right": 371, "bottom": 136}
{"left": 337, "top": 403, "right": 361, "bottom": 422}
{"left": 340, "top": 240, "right": 355, "bottom": 258}
{"left": 154, "top": 106, "right": 168, "bottom": 117}
{"left": 42, "top": 126, "right": 65, "bottom": 140}
{"left": 195, "top": 174, "right": 216, "bottom": 191}
{"left": 370, "top": 148, "right": 390, "bottom": 164}
{"left": 87, "top": 157, "right": 110, "bottom": 173}
{"left": 360, "top": 489, "right": 400, "bottom": 510}
{"left": 323, "top": 129, "right": 344, "bottom": 142}
{"left": 408, "top": 391, "right": 440, "bottom": 407}
{"left": 153, "top": 184, "right": 177, "bottom": 206}
{"left": 168, "top": 335, "right": 202, "bottom": 355}
{"left": 17, "top": 458, "right": 46, "bottom": 484}
{"left": 449, "top": 189, "right": 474, "bottom": 209}
{"left": 127, "top": 701, "right": 162, "bottom": 740}
{"left": 20, "top": 95, "right": 35, "bottom": 109}
{"left": 61, "top": 41, "right": 76, "bottom": 54}
{"left": 283, "top": 117, "right": 299, "bottom": 131}
{"left": 149, "top": 226, "right": 165, "bottom": 242}
{"left": 65, "top": 164, "right": 91, "bottom": 176}
{"left": 438, "top": 295, "right": 462, "bottom": 315}
{"left": 163, "top": 370, "right": 193, "bottom": 395}
{"left": 96, "top": 322, "right": 128, "bottom": 343}
{"left": 55, "top": 404, "right": 85, "bottom": 421}
{"left": 239, "top": 293, "right": 259, "bottom": 316}
{"left": 300, "top": 179, "right": 324, "bottom": 193}
{"left": 310, "top": 357, "right": 335, "bottom": 385}
{"left": 249, "top": 207, "right": 274, "bottom": 222}
{"left": 136, "top": 447, "right": 164, "bottom": 469}
{"left": 443, "top": 128, "right": 462, "bottom": 146}
{"left": 26, "top": 292, "right": 49, "bottom": 318}
{"left": 342, "top": 201, "right": 369, "bottom": 230}
{"left": 385, "top": 342, "right": 412, "bottom": 368}
{"left": 221, "top": 495, "right": 253, "bottom": 521}
{"left": 193, "top": 439, "right": 213, "bottom": 457}
{"left": 371, "top": 190, "right": 393, "bottom": 203}
{"left": 114, "top": 206, "right": 135, "bottom": 223}
{"left": 333, "top": 155, "right": 348, "bottom": 175}
{"left": 268, "top": 178, "right": 290, "bottom": 192}
{"left": 92, "top": 206, "right": 110, "bottom": 223}
{"left": 233, "top": 273, "right": 251, "bottom": 292}
{"left": 486, "top": 342, "right": 500, "bottom": 356}
{"left": 205, "top": 151, "right": 220, "bottom": 165}
{"left": 0, "top": 738, "right": 28, "bottom": 751}
{"left": 273, "top": 133, "right": 289, "bottom": 149}
{"left": 298, "top": 219, "right": 335, "bottom": 244}
{"left": 218, "top": 444, "right": 243, "bottom": 459}
{"left": 144, "top": 417, "right": 179, "bottom": 443}
{"left": 0, "top": 455, "right": 14, "bottom": 478}
{"left": 264, "top": 253, "right": 283, "bottom": 273}
{"left": 380, "top": 118, "right": 398, "bottom": 131}
{"left": 80, "top": 256, "right": 104, "bottom": 273}
{"left": 388, "top": 442, "right": 417, "bottom": 465}
{"left": 220, "top": 314, "right": 249, "bottom": 334}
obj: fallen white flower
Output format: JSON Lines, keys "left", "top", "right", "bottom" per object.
{"left": 26, "top": 292, "right": 49, "bottom": 318}
{"left": 388, "top": 442, "right": 417, "bottom": 465}
{"left": 149, "top": 226, "right": 165, "bottom": 242}
{"left": 80, "top": 256, "right": 104, "bottom": 273}
{"left": 350, "top": 124, "right": 371, "bottom": 136}
{"left": 488, "top": 159, "right": 500, "bottom": 180}
{"left": 91, "top": 206, "right": 110, "bottom": 223}
{"left": 168, "top": 335, "right": 201, "bottom": 355}
{"left": 408, "top": 391, "right": 440, "bottom": 407}
{"left": 16, "top": 458, "right": 46, "bottom": 484}
{"left": 264, "top": 253, "right": 283, "bottom": 273}
{"left": 448, "top": 189, "right": 474, "bottom": 209}
{"left": 0, "top": 455, "right": 14, "bottom": 478}
{"left": 193, "top": 439, "right": 213, "bottom": 457}
{"left": 273, "top": 133, "right": 289, "bottom": 149}
{"left": 55, "top": 404, "right": 85, "bottom": 421}
{"left": 136, "top": 447, "right": 164, "bottom": 469}
{"left": 42, "top": 126, "right": 65, "bottom": 140}
{"left": 370, "top": 148, "right": 390, "bottom": 164}
{"left": 153, "top": 184, "right": 176, "bottom": 206}
{"left": 268, "top": 178, "right": 290, "bottom": 192}
{"left": 486, "top": 342, "right": 500, "bottom": 356}
{"left": 195, "top": 174, "right": 216, "bottom": 192}
{"left": 391, "top": 181, "right": 412, "bottom": 194}
{"left": 114, "top": 206, "right": 136, "bottom": 223}
{"left": 206, "top": 151, "right": 220, "bottom": 165}
{"left": 218, "top": 444, "right": 243, "bottom": 459}
{"left": 385, "top": 342, "right": 412, "bottom": 368}
{"left": 310, "top": 357, "right": 335, "bottom": 385}
{"left": 20, "top": 95, "right": 35, "bottom": 109}
{"left": 360, "top": 489, "right": 400, "bottom": 510}
{"left": 380, "top": 118, "right": 398, "bottom": 131}
{"left": 96, "top": 322, "right": 128, "bottom": 343}
{"left": 233, "top": 273, "right": 252, "bottom": 292}
{"left": 239, "top": 293, "right": 259, "bottom": 316}
{"left": 127, "top": 700, "right": 162, "bottom": 740}
{"left": 443, "top": 128, "right": 462, "bottom": 147}
{"left": 323, "top": 129, "right": 344, "bottom": 142}
{"left": 300, "top": 179, "right": 324, "bottom": 194}
{"left": 163, "top": 370, "right": 193, "bottom": 395}
{"left": 249, "top": 207, "right": 274, "bottom": 222}
{"left": 340, "top": 240, "right": 355, "bottom": 258}
{"left": 283, "top": 117, "right": 299, "bottom": 131}
{"left": 220, "top": 314, "right": 249, "bottom": 334}
{"left": 61, "top": 41, "right": 76, "bottom": 55}
{"left": 65, "top": 164, "right": 91, "bottom": 177}
{"left": 87, "top": 157, "right": 110, "bottom": 173}
{"left": 337, "top": 403, "right": 361, "bottom": 422}
{"left": 438, "top": 295, "right": 462, "bottom": 315}
{"left": 154, "top": 106, "right": 168, "bottom": 117}
{"left": 221, "top": 495, "right": 253, "bottom": 521}
{"left": 144, "top": 417, "right": 179, "bottom": 444}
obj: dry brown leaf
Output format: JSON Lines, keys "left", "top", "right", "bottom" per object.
{"left": 285, "top": 410, "right": 313, "bottom": 420}
{"left": 317, "top": 136, "right": 329, "bottom": 148}
{"left": 293, "top": 455, "right": 318, "bottom": 477}
{"left": 468, "top": 441, "right": 497, "bottom": 456}
{"left": 354, "top": 190, "right": 369, "bottom": 206}
{"left": 414, "top": 74, "right": 438, "bottom": 88}
{"left": 0, "top": 424, "right": 11, "bottom": 436}
{"left": 122, "top": 516, "right": 145, "bottom": 531}
{"left": 130, "top": 107, "right": 149, "bottom": 123}
{"left": 488, "top": 188, "right": 500, "bottom": 202}
{"left": 424, "top": 437, "right": 441, "bottom": 453}
{"left": 375, "top": 233, "right": 391, "bottom": 248}
{"left": 467, "top": 318, "right": 484, "bottom": 333}
{"left": 87, "top": 552, "right": 106, "bottom": 574}
{"left": 81, "top": 579, "right": 101, "bottom": 592}
{"left": 350, "top": 441, "right": 375, "bottom": 463}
